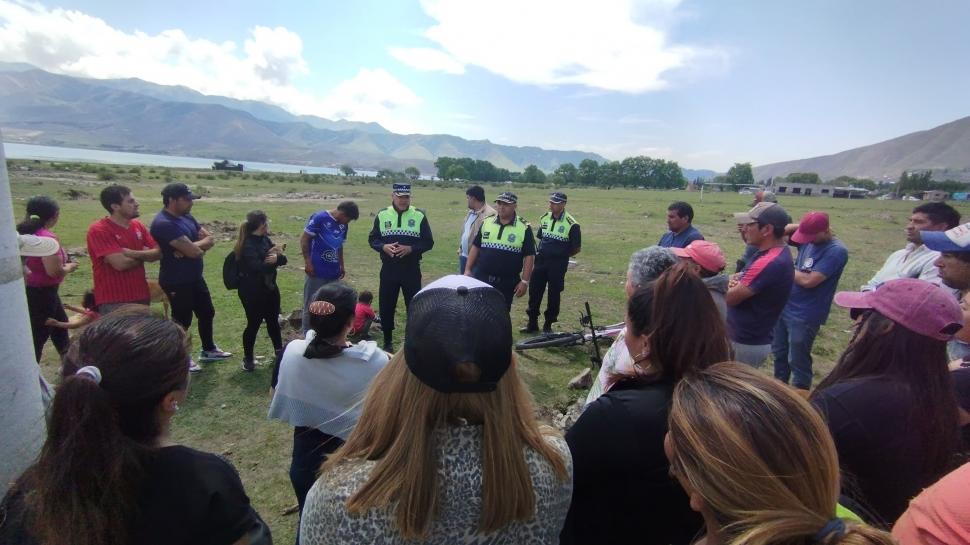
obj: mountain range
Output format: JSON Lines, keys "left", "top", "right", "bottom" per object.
{"left": 753, "top": 116, "right": 970, "bottom": 182}
{"left": 0, "top": 64, "right": 605, "bottom": 173}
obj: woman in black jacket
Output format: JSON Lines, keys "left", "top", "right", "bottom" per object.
{"left": 561, "top": 262, "right": 732, "bottom": 545}
{"left": 234, "top": 210, "right": 287, "bottom": 372}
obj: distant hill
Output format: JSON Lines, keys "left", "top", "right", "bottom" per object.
{"left": 753, "top": 116, "right": 970, "bottom": 182}
{"left": 0, "top": 66, "right": 608, "bottom": 173}
{"left": 682, "top": 168, "right": 717, "bottom": 181}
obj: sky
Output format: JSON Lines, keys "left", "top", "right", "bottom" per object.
{"left": 1, "top": 0, "right": 968, "bottom": 171}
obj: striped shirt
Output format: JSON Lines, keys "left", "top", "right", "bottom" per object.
{"left": 87, "top": 217, "right": 156, "bottom": 305}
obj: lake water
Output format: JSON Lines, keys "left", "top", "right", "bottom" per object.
{"left": 1, "top": 142, "right": 378, "bottom": 177}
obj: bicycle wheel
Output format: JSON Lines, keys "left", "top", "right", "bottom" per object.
{"left": 514, "top": 332, "right": 585, "bottom": 350}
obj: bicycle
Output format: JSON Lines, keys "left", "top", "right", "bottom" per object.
{"left": 514, "top": 302, "right": 622, "bottom": 367}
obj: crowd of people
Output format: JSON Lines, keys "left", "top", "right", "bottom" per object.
{"left": 5, "top": 180, "right": 970, "bottom": 544}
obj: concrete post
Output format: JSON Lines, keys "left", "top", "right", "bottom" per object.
{"left": 0, "top": 134, "right": 47, "bottom": 495}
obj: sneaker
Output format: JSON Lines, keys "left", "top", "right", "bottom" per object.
{"left": 382, "top": 343, "right": 395, "bottom": 353}
{"left": 188, "top": 358, "right": 202, "bottom": 373}
{"left": 199, "top": 347, "right": 233, "bottom": 362}
{"left": 542, "top": 321, "right": 554, "bottom": 334}
{"left": 241, "top": 359, "right": 256, "bottom": 372}
{"left": 520, "top": 323, "right": 539, "bottom": 334}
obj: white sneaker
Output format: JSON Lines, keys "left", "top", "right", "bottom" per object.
{"left": 188, "top": 358, "right": 202, "bottom": 373}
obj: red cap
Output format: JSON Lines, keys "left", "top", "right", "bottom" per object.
{"left": 791, "top": 211, "right": 830, "bottom": 244}
{"left": 672, "top": 240, "right": 726, "bottom": 274}
{"left": 834, "top": 279, "right": 963, "bottom": 341}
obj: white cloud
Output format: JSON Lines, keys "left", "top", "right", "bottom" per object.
{"left": 391, "top": 0, "right": 726, "bottom": 93}
{"left": 389, "top": 46, "right": 465, "bottom": 74}
{"left": 0, "top": 0, "right": 423, "bottom": 132}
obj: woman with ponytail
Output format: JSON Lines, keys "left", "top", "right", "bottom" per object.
{"left": 16, "top": 196, "right": 78, "bottom": 361}
{"left": 561, "top": 262, "right": 732, "bottom": 544}
{"left": 268, "top": 281, "right": 389, "bottom": 540}
{"left": 0, "top": 311, "right": 270, "bottom": 545}
{"left": 666, "top": 362, "right": 895, "bottom": 545}
{"left": 235, "top": 210, "right": 286, "bottom": 372}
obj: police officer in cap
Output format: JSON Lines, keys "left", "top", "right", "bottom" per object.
{"left": 464, "top": 192, "right": 535, "bottom": 310}
{"left": 368, "top": 182, "right": 434, "bottom": 351}
{"left": 524, "top": 191, "right": 581, "bottom": 333}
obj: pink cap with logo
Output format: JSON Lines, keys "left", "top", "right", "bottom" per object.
{"left": 833, "top": 278, "right": 963, "bottom": 341}
{"left": 791, "top": 211, "right": 830, "bottom": 244}
{"left": 672, "top": 240, "right": 726, "bottom": 273}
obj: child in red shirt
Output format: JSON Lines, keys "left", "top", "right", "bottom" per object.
{"left": 350, "top": 290, "right": 377, "bottom": 340}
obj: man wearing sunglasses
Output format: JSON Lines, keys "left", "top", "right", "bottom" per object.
{"left": 726, "top": 202, "right": 794, "bottom": 367}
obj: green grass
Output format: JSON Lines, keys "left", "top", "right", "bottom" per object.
{"left": 10, "top": 159, "right": 969, "bottom": 542}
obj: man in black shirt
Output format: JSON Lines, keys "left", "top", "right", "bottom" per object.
{"left": 367, "top": 182, "right": 434, "bottom": 351}
{"left": 524, "top": 192, "right": 581, "bottom": 333}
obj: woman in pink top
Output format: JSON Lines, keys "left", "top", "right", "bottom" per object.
{"left": 17, "top": 196, "right": 78, "bottom": 361}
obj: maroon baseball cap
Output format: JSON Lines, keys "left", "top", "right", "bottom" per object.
{"left": 834, "top": 279, "right": 964, "bottom": 341}
{"left": 791, "top": 211, "right": 830, "bottom": 244}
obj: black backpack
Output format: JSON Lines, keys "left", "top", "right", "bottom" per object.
{"left": 222, "top": 252, "right": 241, "bottom": 290}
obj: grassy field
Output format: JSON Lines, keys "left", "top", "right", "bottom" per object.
{"left": 9, "top": 159, "right": 968, "bottom": 542}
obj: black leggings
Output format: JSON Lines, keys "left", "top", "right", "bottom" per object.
{"left": 161, "top": 279, "right": 216, "bottom": 351}
{"left": 25, "top": 285, "right": 70, "bottom": 362}
{"left": 239, "top": 283, "right": 282, "bottom": 361}
{"left": 290, "top": 426, "right": 343, "bottom": 544}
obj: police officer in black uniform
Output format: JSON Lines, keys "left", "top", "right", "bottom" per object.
{"left": 367, "top": 182, "right": 434, "bottom": 351}
{"left": 463, "top": 191, "right": 535, "bottom": 310}
{"left": 523, "top": 191, "right": 581, "bottom": 333}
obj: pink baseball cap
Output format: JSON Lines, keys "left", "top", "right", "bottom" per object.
{"left": 791, "top": 211, "right": 830, "bottom": 244}
{"left": 833, "top": 278, "right": 964, "bottom": 341}
{"left": 672, "top": 240, "right": 726, "bottom": 274}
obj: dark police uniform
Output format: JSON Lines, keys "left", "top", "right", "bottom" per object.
{"left": 527, "top": 198, "right": 581, "bottom": 330}
{"left": 471, "top": 213, "right": 535, "bottom": 310}
{"left": 367, "top": 184, "right": 434, "bottom": 349}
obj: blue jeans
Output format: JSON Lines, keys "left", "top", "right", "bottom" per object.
{"left": 772, "top": 314, "right": 820, "bottom": 390}
{"left": 459, "top": 255, "right": 467, "bottom": 275}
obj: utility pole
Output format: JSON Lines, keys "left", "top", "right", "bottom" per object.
{"left": 0, "top": 134, "right": 47, "bottom": 496}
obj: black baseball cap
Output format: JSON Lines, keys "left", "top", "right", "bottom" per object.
{"left": 404, "top": 275, "right": 513, "bottom": 393}
{"left": 161, "top": 183, "right": 198, "bottom": 200}
{"left": 549, "top": 192, "right": 567, "bottom": 204}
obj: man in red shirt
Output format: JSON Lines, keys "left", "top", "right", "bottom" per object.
{"left": 87, "top": 185, "right": 161, "bottom": 314}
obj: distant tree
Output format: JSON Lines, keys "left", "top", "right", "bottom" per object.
{"left": 404, "top": 166, "right": 420, "bottom": 180}
{"left": 553, "top": 163, "right": 578, "bottom": 185}
{"left": 578, "top": 159, "right": 599, "bottom": 186}
{"left": 653, "top": 159, "right": 688, "bottom": 189}
{"left": 522, "top": 164, "right": 547, "bottom": 184}
{"left": 598, "top": 161, "right": 623, "bottom": 188}
{"left": 784, "top": 172, "right": 821, "bottom": 185}
{"left": 445, "top": 164, "right": 469, "bottom": 180}
{"left": 340, "top": 165, "right": 356, "bottom": 176}
{"left": 376, "top": 168, "right": 396, "bottom": 179}
{"left": 725, "top": 162, "right": 754, "bottom": 189}
{"left": 434, "top": 157, "right": 456, "bottom": 179}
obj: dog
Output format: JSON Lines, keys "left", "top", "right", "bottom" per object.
{"left": 147, "top": 279, "right": 170, "bottom": 319}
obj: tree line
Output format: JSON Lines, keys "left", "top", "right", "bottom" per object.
{"left": 433, "top": 156, "right": 688, "bottom": 188}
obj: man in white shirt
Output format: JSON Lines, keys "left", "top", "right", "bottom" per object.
{"left": 863, "top": 202, "right": 960, "bottom": 291}
{"left": 458, "top": 185, "right": 496, "bottom": 274}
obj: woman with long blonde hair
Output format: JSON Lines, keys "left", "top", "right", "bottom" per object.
{"left": 666, "top": 362, "right": 895, "bottom": 545}
{"left": 299, "top": 275, "right": 572, "bottom": 544}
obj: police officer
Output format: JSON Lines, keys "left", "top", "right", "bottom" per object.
{"left": 524, "top": 191, "right": 581, "bottom": 333}
{"left": 463, "top": 191, "right": 535, "bottom": 310}
{"left": 368, "top": 182, "right": 434, "bottom": 351}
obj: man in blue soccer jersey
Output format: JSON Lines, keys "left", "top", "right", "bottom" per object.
{"left": 300, "top": 200, "right": 359, "bottom": 333}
